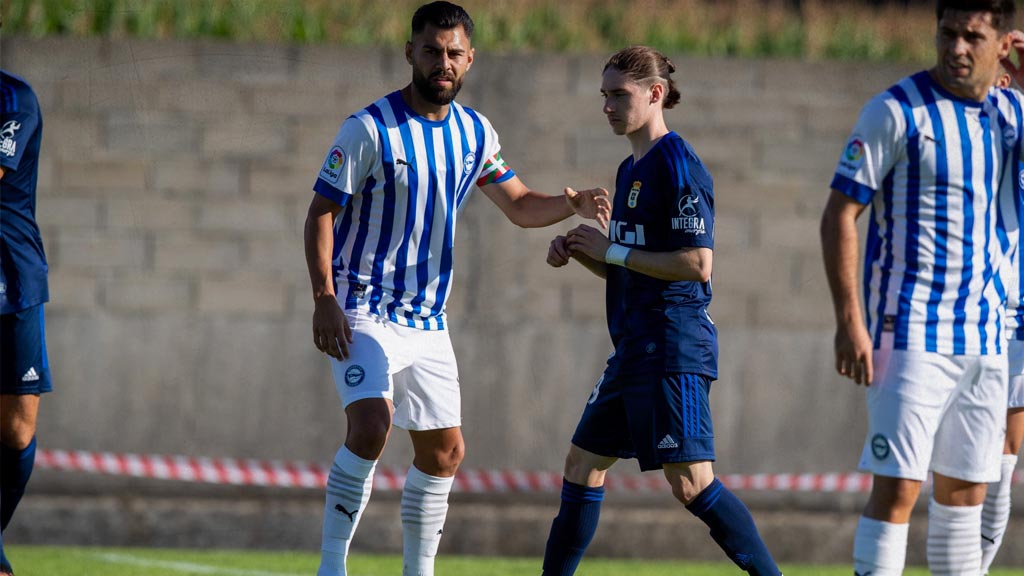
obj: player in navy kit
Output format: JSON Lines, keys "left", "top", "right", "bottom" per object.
{"left": 0, "top": 70, "right": 50, "bottom": 576}
{"left": 541, "top": 46, "right": 781, "bottom": 576}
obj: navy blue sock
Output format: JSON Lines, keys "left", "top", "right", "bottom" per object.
{"left": 686, "top": 478, "right": 781, "bottom": 576}
{"left": 542, "top": 480, "right": 605, "bottom": 576}
{"left": 0, "top": 526, "right": 9, "bottom": 572}
{"left": 1, "top": 436, "right": 37, "bottom": 531}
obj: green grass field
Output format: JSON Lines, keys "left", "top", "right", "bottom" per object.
{"left": 7, "top": 546, "right": 1024, "bottom": 576}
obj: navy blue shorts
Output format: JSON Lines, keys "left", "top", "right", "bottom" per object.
{"left": 571, "top": 372, "right": 715, "bottom": 472}
{"left": 1, "top": 304, "right": 53, "bottom": 395}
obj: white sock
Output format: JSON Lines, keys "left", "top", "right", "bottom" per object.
{"left": 400, "top": 466, "right": 454, "bottom": 576}
{"left": 927, "top": 498, "right": 982, "bottom": 575}
{"left": 981, "top": 454, "right": 1018, "bottom": 574}
{"left": 317, "top": 446, "right": 377, "bottom": 576}
{"left": 853, "top": 516, "right": 909, "bottom": 576}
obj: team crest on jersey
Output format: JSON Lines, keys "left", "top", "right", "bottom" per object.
{"left": 672, "top": 194, "right": 705, "bottom": 235}
{"left": 463, "top": 151, "right": 476, "bottom": 175}
{"left": 839, "top": 136, "right": 865, "bottom": 173}
{"left": 0, "top": 120, "right": 19, "bottom": 158}
{"left": 1018, "top": 168, "right": 1024, "bottom": 190}
{"left": 1005, "top": 126, "right": 1018, "bottom": 149}
{"left": 627, "top": 180, "right": 642, "bottom": 208}
{"left": 320, "top": 146, "right": 345, "bottom": 184}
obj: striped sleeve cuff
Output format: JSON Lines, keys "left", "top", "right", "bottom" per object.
{"left": 313, "top": 178, "right": 352, "bottom": 207}
{"left": 830, "top": 174, "right": 875, "bottom": 205}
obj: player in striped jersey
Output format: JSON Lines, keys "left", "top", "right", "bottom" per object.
{"left": 542, "top": 46, "right": 781, "bottom": 576}
{"left": 982, "top": 63, "right": 1024, "bottom": 576}
{"left": 303, "top": 3, "right": 610, "bottom": 575}
{"left": 821, "top": 1, "right": 1021, "bottom": 573}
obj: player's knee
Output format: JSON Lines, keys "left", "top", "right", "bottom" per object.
{"left": 0, "top": 421, "right": 35, "bottom": 450}
{"left": 434, "top": 440, "right": 465, "bottom": 474}
{"left": 345, "top": 421, "right": 391, "bottom": 460}
{"left": 865, "top": 477, "right": 920, "bottom": 520}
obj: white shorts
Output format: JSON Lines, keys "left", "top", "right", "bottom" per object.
{"left": 329, "top": 309, "right": 461, "bottom": 431}
{"left": 1006, "top": 339, "right": 1024, "bottom": 408}
{"left": 859, "top": 337, "right": 1007, "bottom": 483}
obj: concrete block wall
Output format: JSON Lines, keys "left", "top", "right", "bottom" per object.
{"left": 2, "top": 37, "right": 920, "bottom": 476}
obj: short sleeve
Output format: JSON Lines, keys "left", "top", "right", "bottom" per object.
{"left": 313, "top": 115, "right": 377, "bottom": 206}
{"left": 0, "top": 88, "right": 40, "bottom": 172}
{"left": 667, "top": 143, "right": 714, "bottom": 250}
{"left": 830, "top": 94, "right": 903, "bottom": 205}
{"left": 472, "top": 114, "right": 516, "bottom": 187}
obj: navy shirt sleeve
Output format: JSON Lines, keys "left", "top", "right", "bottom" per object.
{"left": 665, "top": 138, "right": 714, "bottom": 251}
{"left": 0, "top": 80, "right": 40, "bottom": 173}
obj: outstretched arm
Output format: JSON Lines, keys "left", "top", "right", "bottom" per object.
{"left": 481, "top": 175, "right": 610, "bottom": 229}
{"left": 820, "top": 189, "right": 873, "bottom": 386}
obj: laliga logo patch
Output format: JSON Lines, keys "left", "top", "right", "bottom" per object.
{"left": 628, "top": 180, "right": 641, "bottom": 208}
{"left": 320, "top": 146, "right": 345, "bottom": 184}
{"left": 1005, "top": 126, "right": 1018, "bottom": 149}
{"left": 345, "top": 365, "right": 366, "bottom": 387}
{"left": 463, "top": 151, "right": 476, "bottom": 175}
{"left": 839, "top": 136, "right": 866, "bottom": 173}
{"left": 844, "top": 138, "right": 864, "bottom": 162}
{"left": 1019, "top": 168, "right": 1024, "bottom": 190}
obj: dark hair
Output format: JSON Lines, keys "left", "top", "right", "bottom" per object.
{"left": 936, "top": 0, "right": 1016, "bottom": 32}
{"left": 412, "top": 1, "right": 474, "bottom": 38}
{"left": 603, "top": 46, "right": 681, "bottom": 109}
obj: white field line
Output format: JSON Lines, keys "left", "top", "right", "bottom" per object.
{"left": 89, "top": 551, "right": 306, "bottom": 576}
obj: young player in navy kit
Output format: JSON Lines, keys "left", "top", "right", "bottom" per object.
{"left": 0, "top": 70, "right": 50, "bottom": 576}
{"left": 541, "top": 46, "right": 781, "bottom": 576}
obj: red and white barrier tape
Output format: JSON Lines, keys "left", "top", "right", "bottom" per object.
{"left": 36, "top": 449, "right": 1024, "bottom": 494}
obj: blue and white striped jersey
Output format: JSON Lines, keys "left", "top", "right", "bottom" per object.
{"left": 831, "top": 71, "right": 1023, "bottom": 355}
{"left": 1001, "top": 158, "right": 1024, "bottom": 339}
{"left": 313, "top": 91, "right": 515, "bottom": 330}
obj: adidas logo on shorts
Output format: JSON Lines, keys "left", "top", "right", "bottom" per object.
{"left": 21, "top": 367, "right": 40, "bottom": 382}
{"left": 657, "top": 434, "right": 679, "bottom": 449}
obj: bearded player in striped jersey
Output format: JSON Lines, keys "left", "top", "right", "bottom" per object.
{"left": 302, "top": 3, "right": 610, "bottom": 575}
{"left": 821, "top": 1, "right": 1024, "bottom": 573}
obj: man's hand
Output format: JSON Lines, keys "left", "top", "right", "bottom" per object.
{"left": 547, "top": 235, "right": 572, "bottom": 267}
{"left": 564, "top": 187, "right": 611, "bottom": 229}
{"left": 312, "top": 295, "right": 353, "bottom": 360}
{"left": 834, "top": 322, "right": 874, "bottom": 386}
{"left": 1001, "top": 30, "right": 1024, "bottom": 87}
{"left": 566, "top": 223, "right": 612, "bottom": 262}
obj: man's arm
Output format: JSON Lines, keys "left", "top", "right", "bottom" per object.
{"left": 480, "top": 176, "right": 610, "bottom": 229}
{"left": 548, "top": 234, "right": 608, "bottom": 279}
{"left": 564, "top": 223, "right": 711, "bottom": 282}
{"left": 820, "top": 189, "right": 873, "bottom": 385}
{"left": 304, "top": 193, "right": 352, "bottom": 360}
{"left": 0, "top": 167, "right": 5, "bottom": 180}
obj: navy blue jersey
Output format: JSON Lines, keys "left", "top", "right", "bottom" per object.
{"left": 604, "top": 132, "right": 717, "bottom": 379}
{"left": 0, "top": 71, "right": 47, "bottom": 314}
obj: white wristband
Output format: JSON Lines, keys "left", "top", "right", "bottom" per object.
{"left": 604, "top": 243, "right": 631, "bottom": 267}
